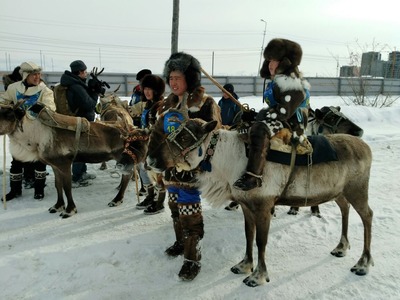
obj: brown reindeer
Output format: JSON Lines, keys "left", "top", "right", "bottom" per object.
{"left": 95, "top": 90, "right": 140, "bottom": 206}
{"left": 0, "top": 102, "right": 149, "bottom": 218}
{"left": 146, "top": 108, "right": 373, "bottom": 287}
{"left": 288, "top": 105, "right": 364, "bottom": 216}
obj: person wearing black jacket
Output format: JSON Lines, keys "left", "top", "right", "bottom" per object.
{"left": 60, "top": 60, "right": 103, "bottom": 187}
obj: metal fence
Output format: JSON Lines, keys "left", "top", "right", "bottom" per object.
{"left": 1, "top": 71, "right": 400, "bottom": 98}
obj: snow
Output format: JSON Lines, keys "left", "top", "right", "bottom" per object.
{"left": 1, "top": 95, "right": 400, "bottom": 300}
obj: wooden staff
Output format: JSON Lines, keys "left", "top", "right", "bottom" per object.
{"left": 200, "top": 67, "right": 243, "bottom": 110}
{"left": 3, "top": 135, "right": 6, "bottom": 209}
{"left": 133, "top": 166, "right": 140, "bottom": 203}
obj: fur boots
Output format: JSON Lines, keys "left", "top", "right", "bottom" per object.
{"left": 2, "top": 173, "right": 22, "bottom": 201}
{"left": 233, "top": 122, "right": 270, "bottom": 191}
{"left": 165, "top": 193, "right": 184, "bottom": 257}
{"left": 177, "top": 203, "right": 204, "bottom": 281}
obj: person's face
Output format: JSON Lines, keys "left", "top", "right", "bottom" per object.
{"left": 168, "top": 71, "right": 187, "bottom": 97}
{"left": 269, "top": 60, "right": 280, "bottom": 77}
{"left": 143, "top": 87, "right": 154, "bottom": 100}
{"left": 78, "top": 69, "right": 88, "bottom": 80}
{"left": 26, "top": 72, "right": 41, "bottom": 86}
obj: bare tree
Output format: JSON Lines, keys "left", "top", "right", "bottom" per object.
{"left": 332, "top": 39, "right": 398, "bottom": 107}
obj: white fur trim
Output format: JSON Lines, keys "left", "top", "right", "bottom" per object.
{"left": 188, "top": 106, "right": 201, "bottom": 112}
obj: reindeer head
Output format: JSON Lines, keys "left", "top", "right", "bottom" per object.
{"left": 0, "top": 101, "right": 27, "bottom": 135}
{"left": 116, "top": 128, "right": 150, "bottom": 174}
{"left": 146, "top": 105, "right": 217, "bottom": 172}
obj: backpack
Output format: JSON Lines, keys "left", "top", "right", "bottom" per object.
{"left": 53, "top": 84, "right": 77, "bottom": 116}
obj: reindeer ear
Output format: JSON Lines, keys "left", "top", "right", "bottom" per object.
{"left": 203, "top": 120, "right": 218, "bottom": 133}
{"left": 315, "top": 109, "right": 323, "bottom": 119}
{"left": 335, "top": 106, "right": 341, "bottom": 112}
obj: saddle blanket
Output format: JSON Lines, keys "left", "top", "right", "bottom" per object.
{"left": 266, "top": 135, "right": 338, "bottom": 166}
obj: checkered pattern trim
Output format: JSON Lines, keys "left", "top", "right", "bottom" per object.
{"left": 35, "top": 170, "right": 47, "bottom": 180}
{"left": 261, "top": 118, "right": 284, "bottom": 137}
{"left": 179, "top": 203, "right": 202, "bottom": 215}
{"left": 168, "top": 193, "right": 178, "bottom": 204}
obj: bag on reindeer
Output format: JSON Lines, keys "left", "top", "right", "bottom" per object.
{"left": 53, "top": 83, "right": 77, "bottom": 116}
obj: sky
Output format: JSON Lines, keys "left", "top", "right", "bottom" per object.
{"left": 0, "top": 95, "right": 400, "bottom": 299}
{"left": 1, "top": 0, "right": 399, "bottom": 77}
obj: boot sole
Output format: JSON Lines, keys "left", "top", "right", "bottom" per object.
{"left": 143, "top": 208, "right": 165, "bottom": 215}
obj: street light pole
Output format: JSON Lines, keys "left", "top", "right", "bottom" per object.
{"left": 258, "top": 19, "right": 267, "bottom": 75}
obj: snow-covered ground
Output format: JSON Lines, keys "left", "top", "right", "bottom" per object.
{"left": 1, "top": 95, "right": 399, "bottom": 300}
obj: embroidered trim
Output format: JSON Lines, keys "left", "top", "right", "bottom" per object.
{"left": 35, "top": 170, "right": 47, "bottom": 179}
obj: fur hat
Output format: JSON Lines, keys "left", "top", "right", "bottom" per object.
{"left": 223, "top": 83, "right": 234, "bottom": 94}
{"left": 163, "top": 52, "right": 201, "bottom": 93}
{"left": 70, "top": 60, "right": 87, "bottom": 73}
{"left": 141, "top": 74, "right": 165, "bottom": 101}
{"left": 136, "top": 69, "right": 152, "bottom": 81}
{"left": 19, "top": 62, "right": 42, "bottom": 81}
{"left": 260, "top": 38, "right": 302, "bottom": 79}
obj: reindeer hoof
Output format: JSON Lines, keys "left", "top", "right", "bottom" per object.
{"left": 287, "top": 207, "right": 299, "bottom": 215}
{"left": 108, "top": 200, "right": 123, "bottom": 207}
{"left": 48, "top": 205, "right": 65, "bottom": 213}
{"left": 60, "top": 208, "right": 77, "bottom": 218}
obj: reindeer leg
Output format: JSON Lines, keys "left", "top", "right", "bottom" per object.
{"left": 331, "top": 194, "right": 350, "bottom": 257}
{"left": 48, "top": 166, "right": 66, "bottom": 214}
{"left": 243, "top": 201, "right": 273, "bottom": 287}
{"left": 108, "top": 173, "right": 131, "bottom": 207}
{"left": 347, "top": 193, "right": 374, "bottom": 275}
{"left": 58, "top": 163, "right": 77, "bottom": 218}
{"left": 231, "top": 203, "right": 254, "bottom": 275}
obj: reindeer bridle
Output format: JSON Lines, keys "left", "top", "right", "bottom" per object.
{"left": 310, "top": 107, "right": 348, "bottom": 135}
{"left": 122, "top": 134, "right": 149, "bottom": 163}
{"left": 165, "top": 120, "right": 209, "bottom": 164}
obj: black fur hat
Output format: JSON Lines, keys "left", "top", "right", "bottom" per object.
{"left": 260, "top": 38, "right": 302, "bottom": 79}
{"left": 136, "top": 69, "right": 152, "bottom": 81}
{"left": 163, "top": 52, "right": 201, "bottom": 93}
{"left": 141, "top": 74, "right": 165, "bottom": 101}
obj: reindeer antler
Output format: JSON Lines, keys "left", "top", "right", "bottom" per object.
{"left": 114, "top": 84, "right": 121, "bottom": 93}
{"left": 91, "top": 67, "right": 104, "bottom": 77}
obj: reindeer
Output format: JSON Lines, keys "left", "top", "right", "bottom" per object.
{"left": 146, "top": 107, "right": 373, "bottom": 287}
{"left": 288, "top": 105, "right": 364, "bottom": 216}
{"left": 0, "top": 102, "right": 149, "bottom": 218}
{"left": 96, "top": 88, "right": 139, "bottom": 206}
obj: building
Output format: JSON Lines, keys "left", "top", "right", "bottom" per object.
{"left": 340, "top": 51, "right": 400, "bottom": 79}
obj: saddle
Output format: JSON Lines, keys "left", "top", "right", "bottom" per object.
{"left": 267, "top": 135, "right": 338, "bottom": 166}
{"left": 35, "top": 106, "right": 90, "bottom": 133}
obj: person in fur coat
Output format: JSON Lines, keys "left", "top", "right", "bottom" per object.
{"left": 134, "top": 74, "right": 167, "bottom": 215}
{"left": 160, "top": 52, "right": 221, "bottom": 281}
{"left": 233, "top": 38, "right": 311, "bottom": 191}
{"left": 1, "top": 61, "right": 56, "bottom": 200}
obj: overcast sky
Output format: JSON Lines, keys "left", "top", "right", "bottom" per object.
{"left": 1, "top": 0, "right": 399, "bottom": 77}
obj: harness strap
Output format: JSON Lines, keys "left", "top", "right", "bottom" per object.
{"left": 72, "top": 117, "right": 83, "bottom": 161}
{"left": 199, "top": 132, "right": 219, "bottom": 172}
